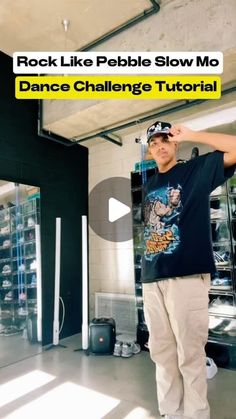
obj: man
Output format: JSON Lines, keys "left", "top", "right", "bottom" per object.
{"left": 142, "top": 121, "right": 236, "bottom": 419}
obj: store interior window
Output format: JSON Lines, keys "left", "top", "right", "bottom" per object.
{"left": 0, "top": 181, "right": 42, "bottom": 367}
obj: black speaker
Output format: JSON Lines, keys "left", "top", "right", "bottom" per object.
{"left": 89, "top": 318, "right": 116, "bottom": 355}
{"left": 26, "top": 313, "right": 38, "bottom": 343}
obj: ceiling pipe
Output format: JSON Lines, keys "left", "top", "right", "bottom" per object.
{"left": 37, "top": 100, "right": 73, "bottom": 147}
{"left": 100, "top": 133, "right": 122, "bottom": 147}
{"left": 72, "top": 86, "right": 236, "bottom": 145}
{"left": 78, "top": 0, "right": 160, "bottom": 52}
{"left": 38, "top": 0, "right": 160, "bottom": 147}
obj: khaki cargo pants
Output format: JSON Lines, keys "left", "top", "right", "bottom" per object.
{"left": 143, "top": 274, "right": 211, "bottom": 419}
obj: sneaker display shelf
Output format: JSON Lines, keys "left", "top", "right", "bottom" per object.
{"left": 131, "top": 167, "right": 157, "bottom": 351}
{"left": 207, "top": 176, "right": 236, "bottom": 369}
{"left": 0, "top": 198, "right": 40, "bottom": 337}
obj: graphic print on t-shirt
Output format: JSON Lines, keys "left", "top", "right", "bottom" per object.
{"left": 144, "top": 185, "right": 183, "bottom": 260}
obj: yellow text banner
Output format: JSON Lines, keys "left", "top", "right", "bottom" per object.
{"left": 15, "top": 75, "right": 221, "bottom": 100}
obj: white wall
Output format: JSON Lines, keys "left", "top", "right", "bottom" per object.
{"left": 89, "top": 133, "right": 141, "bottom": 317}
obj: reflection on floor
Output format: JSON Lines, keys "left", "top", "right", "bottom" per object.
{"left": 0, "top": 332, "right": 42, "bottom": 368}
{"left": 0, "top": 334, "right": 236, "bottom": 418}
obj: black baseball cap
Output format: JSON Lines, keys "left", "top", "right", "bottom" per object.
{"left": 147, "top": 121, "right": 172, "bottom": 143}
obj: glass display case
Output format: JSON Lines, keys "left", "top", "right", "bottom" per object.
{"left": 0, "top": 196, "right": 40, "bottom": 339}
{"left": 208, "top": 174, "right": 236, "bottom": 348}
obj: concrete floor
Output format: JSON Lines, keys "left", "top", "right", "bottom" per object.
{"left": 0, "top": 334, "right": 236, "bottom": 419}
{"left": 0, "top": 332, "right": 42, "bottom": 368}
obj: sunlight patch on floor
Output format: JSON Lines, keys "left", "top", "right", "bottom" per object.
{"left": 5, "top": 381, "right": 120, "bottom": 418}
{"left": 0, "top": 370, "right": 55, "bottom": 408}
{"left": 124, "top": 406, "right": 154, "bottom": 419}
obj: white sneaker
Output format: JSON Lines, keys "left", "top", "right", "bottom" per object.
{"left": 210, "top": 208, "right": 226, "bottom": 219}
{"left": 27, "top": 217, "right": 35, "bottom": 227}
{"left": 30, "top": 260, "right": 37, "bottom": 270}
{"left": 132, "top": 342, "right": 141, "bottom": 354}
{"left": 211, "top": 186, "right": 223, "bottom": 196}
{"left": 121, "top": 341, "right": 141, "bottom": 358}
{"left": 224, "top": 319, "right": 236, "bottom": 336}
{"left": 18, "top": 264, "right": 25, "bottom": 272}
{"left": 121, "top": 342, "right": 133, "bottom": 358}
{"left": 2, "top": 239, "right": 11, "bottom": 248}
{"left": 206, "top": 357, "right": 218, "bottom": 379}
{"left": 113, "top": 341, "right": 122, "bottom": 357}
{"left": 18, "top": 307, "right": 28, "bottom": 316}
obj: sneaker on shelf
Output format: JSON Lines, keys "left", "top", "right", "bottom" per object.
{"left": 121, "top": 342, "right": 133, "bottom": 358}
{"left": 209, "top": 319, "right": 231, "bottom": 334}
{"left": 0, "top": 324, "right": 6, "bottom": 334}
{"left": 2, "top": 279, "right": 12, "bottom": 288}
{"left": 16, "top": 224, "right": 24, "bottom": 231}
{"left": 216, "top": 223, "right": 229, "bottom": 242}
{"left": 27, "top": 232, "right": 34, "bottom": 241}
{"left": 2, "top": 264, "right": 11, "bottom": 274}
{"left": 30, "top": 260, "right": 37, "bottom": 270}
{"left": 209, "top": 316, "right": 224, "bottom": 330}
{"left": 113, "top": 341, "right": 123, "bottom": 357}
{"left": 3, "top": 326, "right": 21, "bottom": 336}
{"left": 18, "top": 306, "right": 28, "bottom": 316}
{"left": 18, "top": 264, "right": 25, "bottom": 272}
{"left": 27, "top": 217, "right": 35, "bottom": 227}
{"left": 19, "top": 292, "right": 26, "bottom": 301}
{"left": 209, "top": 297, "right": 226, "bottom": 313}
{"left": 4, "top": 291, "right": 13, "bottom": 301}
{"left": 211, "top": 277, "right": 232, "bottom": 290}
{"left": 211, "top": 186, "right": 223, "bottom": 196}
{"left": 2, "top": 239, "right": 11, "bottom": 248}
{"left": 4, "top": 214, "right": 10, "bottom": 221}
{"left": 213, "top": 251, "right": 230, "bottom": 266}
{"left": 30, "top": 274, "right": 37, "bottom": 286}
{"left": 210, "top": 208, "right": 226, "bottom": 219}
{"left": 209, "top": 297, "right": 236, "bottom": 316}
{"left": 223, "top": 319, "right": 236, "bottom": 336}
{"left": 1, "top": 226, "right": 10, "bottom": 234}
{"left": 206, "top": 357, "right": 218, "bottom": 379}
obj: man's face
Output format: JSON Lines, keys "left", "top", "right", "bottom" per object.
{"left": 148, "top": 135, "right": 177, "bottom": 167}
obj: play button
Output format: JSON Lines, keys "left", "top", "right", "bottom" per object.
{"left": 108, "top": 198, "right": 131, "bottom": 222}
{"left": 89, "top": 177, "right": 133, "bottom": 242}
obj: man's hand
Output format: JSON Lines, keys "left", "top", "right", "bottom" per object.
{"left": 168, "top": 124, "right": 192, "bottom": 143}
{"left": 167, "top": 124, "right": 236, "bottom": 167}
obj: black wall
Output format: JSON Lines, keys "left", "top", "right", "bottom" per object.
{"left": 0, "top": 51, "right": 88, "bottom": 345}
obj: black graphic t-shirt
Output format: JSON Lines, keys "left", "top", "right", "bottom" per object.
{"left": 142, "top": 151, "right": 235, "bottom": 282}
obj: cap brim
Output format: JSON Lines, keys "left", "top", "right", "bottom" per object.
{"left": 147, "top": 132, "right": 169, "bottom": 143}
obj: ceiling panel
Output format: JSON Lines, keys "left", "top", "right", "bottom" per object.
{"left": 0, "top": 0, "right": 151, "bottom": 55}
